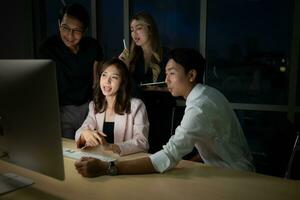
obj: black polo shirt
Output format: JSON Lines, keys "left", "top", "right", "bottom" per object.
{"left": 39, "top": 35, "right": 103, "bottom": 106}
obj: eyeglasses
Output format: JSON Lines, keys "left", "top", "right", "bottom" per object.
{"left": 59, "top": 25, "right": 84, "bottom": 37}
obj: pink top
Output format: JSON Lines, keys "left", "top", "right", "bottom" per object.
{"left": 75, "top": 98, "right": 149, "bottom": 156}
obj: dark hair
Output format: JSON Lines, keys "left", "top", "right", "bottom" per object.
{"left": 93, "top": 58, "right": 132, "bottom": 115}
{"left": 59, "top": 3, "right": 89, "bottom": 30}
{"left": 129, "top": 12, "right": 162, "bottom": 72}
{"left": 168, "top": 48, "right": 206, "bottom": 83}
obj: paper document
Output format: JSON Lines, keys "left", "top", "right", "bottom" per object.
{"left": 63, "top": 148, "right": 116, "bottom": 162}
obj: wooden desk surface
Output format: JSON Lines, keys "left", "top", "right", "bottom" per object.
{"left": 1, "top": 139, "right": 300, "bottom": 200}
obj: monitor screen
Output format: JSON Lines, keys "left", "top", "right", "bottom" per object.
{"left": 0, "top": 60, "right": 65, "bottom": 194}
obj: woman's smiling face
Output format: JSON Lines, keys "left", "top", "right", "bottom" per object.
{"left": 100, "top": 64, "right": 122, "bottom": 98}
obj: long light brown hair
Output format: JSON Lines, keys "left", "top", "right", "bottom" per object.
{"left": 129, "top": 12, "right": 163, "bottom": 75}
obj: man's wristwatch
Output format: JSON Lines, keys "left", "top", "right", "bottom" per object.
{"left": 107, "top": 161, "right": 118, "bottom": 176}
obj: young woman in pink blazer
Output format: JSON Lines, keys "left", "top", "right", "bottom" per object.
{"left": 75, "top": 58, "right": 149, "bottom": 156}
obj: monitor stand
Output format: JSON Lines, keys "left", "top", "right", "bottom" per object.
{"left": 0, "top": 173, "right": 34, "bottom": 195}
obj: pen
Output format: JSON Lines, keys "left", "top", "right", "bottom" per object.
{"left": 123, "top": 38, "right": 127, "bottom": 49}
{"left": 81, "top": 145, "right": 89, "bottom": 150}
{"left": 140, "top": 81, "right": 165, "bottom": 86}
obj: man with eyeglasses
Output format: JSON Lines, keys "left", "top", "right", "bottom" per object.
{"left": 39, "top": 3, "right": 103, "bottom": 139}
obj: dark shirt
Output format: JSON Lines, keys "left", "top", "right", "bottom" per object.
{"left": 103, "top": 121, "right": 114, "bottom": 143}
{"left": 39, "top": 35, "right": 103, "bottom": 106}
{"left": 132, "top": 47, "right": 169, "bottom": 85}
{"left": 130, "top": 47, "right": 169, "bottom": 98}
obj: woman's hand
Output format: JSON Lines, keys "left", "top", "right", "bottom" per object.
{"left": 105, "top": 144, "right": 121, "bottom": 155}
{"left": 98, "top": 135, "right": 109, "bottom": 147}
{"left": 80, "top": 129, "right": 107, "bottom": 147}
{"left": 118, "top": 48, "right": 130, "bottom": 67}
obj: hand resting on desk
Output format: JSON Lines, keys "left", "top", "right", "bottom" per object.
{"left": 79, "top": 129, "right": 107, "bottom": 147}
{"left": 78, "top": 129, "right": 121, "bottom": 154}
{"left": 74, "top": 156, "right": 156, "bottom": 177}
{"left": 75, "top": 157, "right": 109, "bottom": 177}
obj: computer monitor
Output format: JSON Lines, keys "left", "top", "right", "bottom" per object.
{"left": 0, "top": 59, "right": 65, "bottom": 194}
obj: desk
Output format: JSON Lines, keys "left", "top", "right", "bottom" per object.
{"left": 1, "top": 139, "right": 300, "bottom": 200}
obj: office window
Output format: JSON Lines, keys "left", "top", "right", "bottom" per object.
{"left": 206, "top": 0, "right": 293, "bottom": 104}
{"left": 297, "top": 45, "right": 300, "bottom": 105}
{"left": 130, "top": 0, "right": 201, "bottom": 49}
{"left": 45, "top": 1, "right": 62, "bottom": 37}
{"left": 97, "top": 0, "right": 123, "bottom": 59}
{"left": 0, "top": 1, "right": 34, "bottom": 58}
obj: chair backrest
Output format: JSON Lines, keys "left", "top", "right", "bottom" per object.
{"left": 245, "top": 116, "right": 297, "bottom": 177}
{"left": 285, "top": 130, "right": 300, "bottom": 179}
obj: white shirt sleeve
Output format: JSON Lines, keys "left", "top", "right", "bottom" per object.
{"left": 150, "top": 84, "right": 254, "bottom": 172}
{"left": 150, "top": 105, "right": 210, "bottom": 173}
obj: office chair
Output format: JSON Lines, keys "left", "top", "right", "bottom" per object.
{"left": 285, "top": 130, "right": 300, "bottom": 179}
{"left": 245, "top": 116, "right": 297, "bottom": 177}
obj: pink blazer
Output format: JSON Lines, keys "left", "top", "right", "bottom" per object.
{"left": 75, "top": 98, "right": 149, "bottom": 156}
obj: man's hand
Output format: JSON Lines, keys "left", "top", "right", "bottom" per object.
{"left": 74, "top": 157, "right": 108, "bottom": 177}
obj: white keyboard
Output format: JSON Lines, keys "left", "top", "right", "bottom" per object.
{"left": 63, "top": 148, "right": 116, "bottom": 162}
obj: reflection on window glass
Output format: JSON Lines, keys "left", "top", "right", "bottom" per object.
{"left": 206, "top": 0, "right": 293, "bottom": 104}
{"left": 130, "top": 0, "right": 200, "bottom": 49}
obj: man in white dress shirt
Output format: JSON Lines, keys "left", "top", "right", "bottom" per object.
{"left": 75, "top": 48, "right": 255, "bottom": 177}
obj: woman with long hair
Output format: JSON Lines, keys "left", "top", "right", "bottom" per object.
{"left": 119, "top": 12, "right": 169, "bottom": 86}
{"left": 75, "top": 58, "right": 149, "bottom": 156}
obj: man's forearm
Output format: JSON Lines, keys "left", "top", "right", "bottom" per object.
{"left": 116, "top": 156, "right": 157, "bottom": 175}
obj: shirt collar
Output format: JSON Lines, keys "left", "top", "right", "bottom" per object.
{"left": 186, "top": 83, "right": 205, "bottom": 104}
